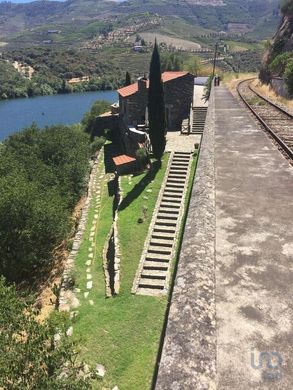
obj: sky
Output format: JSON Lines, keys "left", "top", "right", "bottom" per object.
{"left": 0, "top": 0, "right": 65, "bottom": 3}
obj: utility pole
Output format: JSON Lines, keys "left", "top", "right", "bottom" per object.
{"left": 212, "top": 42, "right": 218, "bottom": 77}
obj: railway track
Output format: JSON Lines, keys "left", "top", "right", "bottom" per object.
{"left": 237, "top": 78, "right": 293, "bottom": 160}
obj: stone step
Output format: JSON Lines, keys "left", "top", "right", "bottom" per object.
{"left": 132, "top": 150, "right": 192, "bottom": 296}
{"left": 172, "top": 158, "right": 190, "bottom": 163}
{"left": 163, "top": 195, "right": 183, "bottom": 200}
{"left": 174, "top": 152, "right": 191, "bottom": 156}
{"left": 164, "top": 189, "right": 184, "bottom": 194}
{"left": 167, "top": 178, "right": 186, "bottom": 184}
{"left": 141, "top": 269, "right": 167, "bottom": 278}
{"left": 170, "top": 168, "right": 188, "bottom": 173}
{"left": 145, "top": 253, "right": 170, "bottom": 261}
{"left": 150, "top": 238, "right": 174, "bottom": 247}
{"left": 159, "top": 208, "right": 180, "bottom": 214}
{"left": 155, "top": 220, "right": 177, "bottom": 227}
{"left": 148, "top": 245, "right": 172, "bottom": 255}
{"left": 157, "top": 214, "right": 178, "bottom": 221}
{"left": 143, "top": 261, "right": 169, "bottom": 270}
{"left": 153, "top": 226, "right": 176, "bottom": 234}
{"left": 160, "top": 202, "right": 180, "bottom": 209}
{"left": 165, "top": 185, "right": 185, "bottom": 190}
{"left": 151, "top": 231, "right": 175, "bottom": 241}
{"left": 168, "top": 172, "right": 186, "bottom": 180}
{"left": 136, "top": 287, "right": 165, "bottom": 296}
{"left": 138, "top": 279, "right": 165, "bottom": 288}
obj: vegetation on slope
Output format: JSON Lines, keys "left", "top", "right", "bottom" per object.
{"left": 0, "top": 277, "right": 93, "bottom": 389}
{"left": 0, "top": 124, "right": 94, "bottom": 283}
{"left": 0, "top": 48, "right": 124, "bottom": 100}
{"left": 260, "top": 0, "right": 293, "bottom": 95}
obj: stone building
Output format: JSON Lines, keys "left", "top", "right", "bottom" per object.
{"left": 117, "top": 71, "right": 194, "bottom": 131}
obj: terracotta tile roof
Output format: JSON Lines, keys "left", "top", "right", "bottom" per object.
{"left": 162, "top": 71, "right": 189, "bottom": 83}
{"left": 117, "top": 83, "right": 139, "bottom": 98}
{"left": 117, "top": 71, "right": 189, "bottom": 98}
{"left": 113, "top": 155, "right": 136, "bottom": 166}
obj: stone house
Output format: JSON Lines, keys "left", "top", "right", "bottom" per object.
{"left": 117, "top": 71, "right": 194, "bottom": 131}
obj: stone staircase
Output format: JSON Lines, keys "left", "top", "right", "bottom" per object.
{"left": 132, "top": 151, "right": 193, "bottom": 296}
{"left": 191, "top": 106, "right": 208, "bottom": 134}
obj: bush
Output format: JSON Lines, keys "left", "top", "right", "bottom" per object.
{"left": 135, "top": 147, "right": 148, "bottom": 167}
{"left": 0, "top": 124, "right": 91, "bottom": 283}
{"left": 81, "top": 100, "right": 111, "bottom": 136}
{"left": 281, "top": 0, "right": 293, "bottom": 15}
{"left": 284, "top": 59, "right": 293, "bottom": 96}
{"left": 269, "top": 52, "right": 293, "bottom": 75}
{"left": 90, "top": 136, "right": 106, "bottom": 155}
{"left": 0, "top": 277, "right": 93, "bottom": 389}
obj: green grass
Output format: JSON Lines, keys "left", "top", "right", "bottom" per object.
{"left": 72, "top": 153, "right": 170, "bottom": 390}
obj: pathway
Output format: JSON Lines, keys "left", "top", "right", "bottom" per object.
{"left": 156, "top": 86, "right": 293, "bottom": 389}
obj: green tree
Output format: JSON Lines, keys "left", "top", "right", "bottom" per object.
{"left": 284, "top": 59, "right": 293, "bottom": 96}
{"left": 125, "top": 71, "right": 131, "bottom": 86}
{"left": 0, "top": 124, "right": 91, "bottom": 282}
{"left": 148, "top": 40, "right": 166, "bottom": 161}
{"left": 0, "top": 173, "right": 69, "bottom": 282}
{"left": 281, "top": 0, "right": 293, "bottom": 15}
{"left": 0, "top": 277, "right": 92, "bottom": 389}
{"left": 81, "top": 100, "right": 111, "bottom": 137}
{"left": 184, "top": 56, "right": 202, "bottom": 76}
{"left": 161, "top": 53, "right": 183, "bottom": 72}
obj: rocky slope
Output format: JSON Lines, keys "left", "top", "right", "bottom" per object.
{"left": 261, "top": 0, "right": 293, "bottom": 96}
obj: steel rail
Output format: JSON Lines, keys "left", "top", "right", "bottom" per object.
{"left": 237, "top": 79, "right": 293, "bottom": 160}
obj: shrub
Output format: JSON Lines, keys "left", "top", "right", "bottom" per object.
{"left": 135, "top": 147, "right": 148, "bottom": 167}
{"left": 90, "top": 136, "right": 106, "bottom": 154}
{"left": 284, "top": 59, "right": 293, "bottom": 96}
{"left": 269, "top": 52, "right": 293, "bottom": 75}
{"left": 280, "top": 0, "right": 293, "bottom": 15}
{"left": 0, "top": 124, "right": 91, "bottom": 283}
{"left": 81, "top": 100, "right": 111, "bottom": 138}
{"left": 0, "top": 277, "right": 93, "bottom": 389}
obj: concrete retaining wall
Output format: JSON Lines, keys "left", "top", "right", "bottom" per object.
{"left": 155, "top": 84, "right": 217, "bottom": 389}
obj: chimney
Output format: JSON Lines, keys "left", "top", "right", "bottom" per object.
{"left": 137, "top": 77, "right": 147, "bottom": 93}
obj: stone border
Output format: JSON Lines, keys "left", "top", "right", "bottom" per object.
{"left": 103, "top": 176, "right": 122, "bottom": 297}
{"left": 155, "top": 84, "right": 217, "bottom": 389}
{"left": 59, "top": 151, "right": 103, "bottom": 312}
{"left": 131, "top": 152, "right": 173, "bottom": 294}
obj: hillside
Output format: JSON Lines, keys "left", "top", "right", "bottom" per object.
{"left": 260, "top": 0, "right": 293, "bottom": 96}
{"left": 0, "top": 0, "right": 281, "bottom": 47}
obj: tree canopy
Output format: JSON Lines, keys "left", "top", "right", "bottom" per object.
{"left": 0, "top": 125, "right": 91, "bottom": 283}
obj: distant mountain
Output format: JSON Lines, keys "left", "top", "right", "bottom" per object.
{"left": 0, "top": 0, "right": 281, "bottom": 44}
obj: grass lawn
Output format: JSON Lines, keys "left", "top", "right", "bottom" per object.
{"left": 72, "top": 153, "right": 170, "bottom": 390}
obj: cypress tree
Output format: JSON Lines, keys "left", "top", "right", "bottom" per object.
{"left": 148, "top": 40, "right": 166, "bottom": 161}
{"left": 125, "top": 71, "right": 131, "bottom": 86}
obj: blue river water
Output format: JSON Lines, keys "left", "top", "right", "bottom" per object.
{"left": 0, "top": 90, "right": 117, "bottom": 141}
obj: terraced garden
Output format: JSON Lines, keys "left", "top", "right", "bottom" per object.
{"left": 68, "top": 145, "right": 198, "bottom": 389}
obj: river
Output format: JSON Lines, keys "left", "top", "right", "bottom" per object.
{"left": 0, "top": 90, "right": 117, "bottom": 141}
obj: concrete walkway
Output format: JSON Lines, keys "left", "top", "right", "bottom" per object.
{"left": 166, "top": 131, "right": 200, "bottom": 153}
{"left": 193, "top": 85, "right": 208, "bottom": 107}
{"left": 156, "top": 86, "right": 293, "bottom": 389}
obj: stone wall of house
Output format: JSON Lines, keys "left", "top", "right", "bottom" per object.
{"left": 119, "top": 86, "right": 148, "bottom": 127}
{"left": 164, "top": 74, "right": 194, "bottom": 131}
{"left": 94, "top": 115, "right": 120, "bottom": 137}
